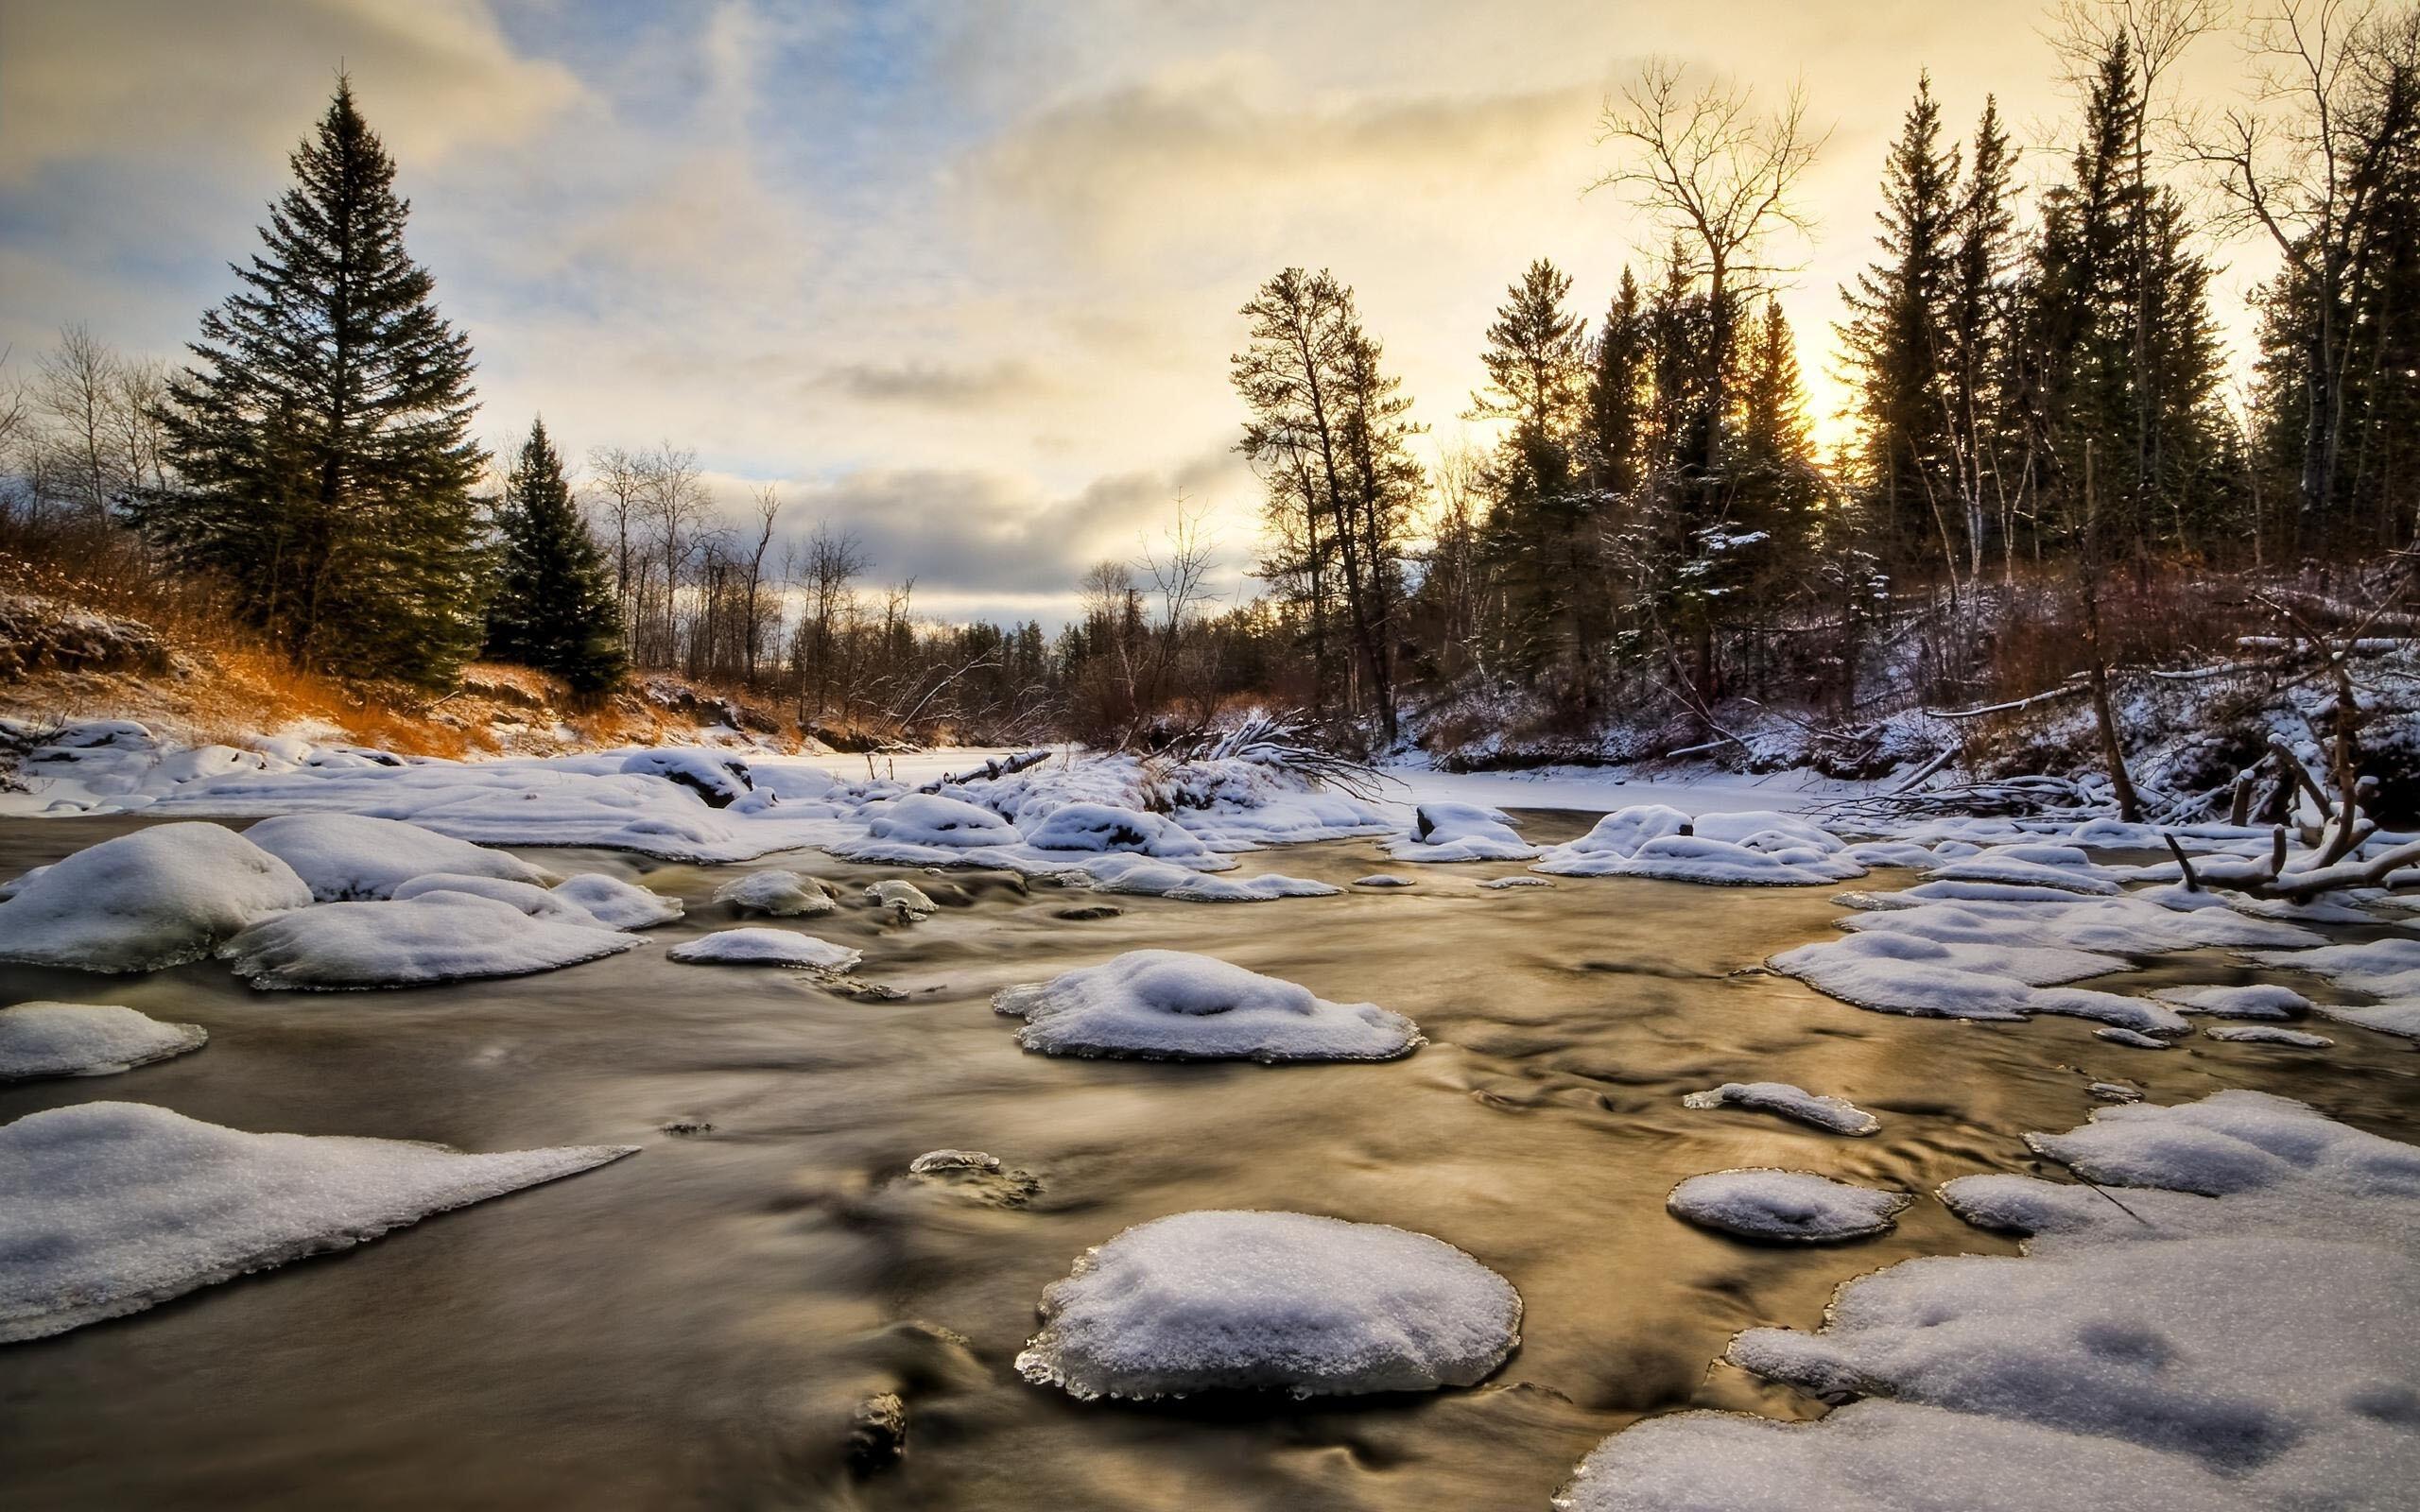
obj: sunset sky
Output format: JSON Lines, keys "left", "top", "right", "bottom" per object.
{"left": 0, "top": 0, "right": 2278, "bottom": 623}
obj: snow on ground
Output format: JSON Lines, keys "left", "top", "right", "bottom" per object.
{"left": 1380, "top": 758, "right": 1864, "bottom": 818}
{"left": 0, "top": 1101, "right": 633, "bottom": 1343}
{"left": 217, "top": 891, "right": 637, "bottom": 990}
{"left": 711, "top": 870, "right": 835, "bottom": 917}
{"left": 993, "top": 950, "right": 1422, "bottom": 1062}
{"left": 0, "top": 823, "right": 312, "bottom": 973}
{"left": 550, "top": 873, "right": 683, "bottom": 930}
{"left": 1531, "top": 807, "right": 1867, "bottom": 885}
{"left": 2249, "top": 939, "right": 2420, "bottom": 1040}
{"left": 1682, "top": 1082, "right": 1880, "bottom": 1136}
{"left": 1015, "top": 1210, "right": 1520, "bottom": 1400}
{"left": 0, "top": 1003, "right": 207, "bottom": 1080}
{"left": 1561, "top": 1091, "right": 2420, "bottom": 1512}
{"left": 665, "top": 928, "right": 862, "bottom": 971}
{"left": 1667, "top": 1170, "right": 1911, "bottom": 1242}
{"left": 245, "top": 813, "right": 554, "bottom": 901}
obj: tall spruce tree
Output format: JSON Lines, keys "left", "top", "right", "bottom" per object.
{"left": 486, "top": 418, "right": 628, "bottom": 693}
{"left": 140, "top": 78, "right": 486, "bottom": 687}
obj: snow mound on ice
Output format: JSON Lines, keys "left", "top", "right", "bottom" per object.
{"left": 551, "top": 873, "right": 683, "bottom": 930}
{"left": 1560, "top": 1092, "right": 2420, "bottom": 1512}
{"left": 0, "top": 1101, "right": 632, "bottom": 1343}
{"left": 1060, "top": 853, "right": 1339, "bottom": 902}
{"left": 2250, "top": 938, "right": 2420, "bottom": 1040}
{"left": 1532, "top": 807, "right": 1863, "bottom": 885}
{"left": 2151, "top": 983, "right": 2309, "bottom": 1020}
{"left": 1354, "top": 874, "right": 1417, "bottom": 887}
{"left": 2206, "top": 1024, "right": 2333, "bottom": 1047}
{"left": 392, "top": 872, "right": 599, "bottom": 926}
{"left": 1771, "top": 930, "right": 2183, "bottom": 1034}
{"left": 862, "top": 794, "right": 1018, "bottom": 848}
{"left": 1668, "top": 1169, "right": 1910, "bottom": 1242}
{"left": 666, "top": 928, "right": 862, "bottom": 971}
{"left": 1683, "top": 1082, "right": 1879, "bottom": 1136}
{"left": 245, "top": 813, "right": 551, "bottom": 901}
{"left": 1838, "top": 894, "right": 2315, "bottom": 955}
{"left": 0, "top": 1003, "right": 206, "bottom": 1080}
{"left": 1385, "top": 802, "right": 1540, "bottom": 863}
{"left": 618, "top": 748, "right": 753, "bottom": 807}
{"left": 218, "top": 892, "right": 635, "bottom": 989}
{"left": 865, "top": 879, "right": 938, "bottom": 918}
{"left": 0, "top": 823, "right": 312, "bottom": 973}
{"left": 1927, "top": 843, "right": 2122, "bottom": 895}
{"left": 993, "top": 950, "right": 1421, "bottom": 1062}
{"left": 712, "top": 869, "right": 834, "bottom": 917}
{"left": 1015, "top": 1210, "right": 1520, "bottom": 1400}
{"left": 1024, "top": 801, "right": 1221, "bottom": 861}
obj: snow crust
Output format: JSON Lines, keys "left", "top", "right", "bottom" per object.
{"left": 0, "top": 1101, "right": 632, "bottom": 1342}
{"left": 1683, "top": 1082, "right": 1880, "bottom": 1136}
{"left": 218, "top": 891, "right": 636, "bottom": 989}
{"left": 550, "top": 872, "right": 683, "bottom": 930}
{"left": 0, "top": 823, "right": 312, "bottom": 973}
{"left": 665, "top": 928, "right": 862, "bottom": 971}
{"left": 712, "top": 869, "right": 834, "bottom": 917}
{"left": 1532, "top": 806, "right": 1865, "bottom": 885}
{"left": 245, "top": 813, "right": 551, "bottom": 901}
{"left": 993, "top": 950, "right": 1421, "bottom": 1061}
{"left": 0, "top": 1002, "right": 207, "bottom": 1080}
{"left": 1667, "top": 1169, "right": 1910, "bottom": 1242}
{"left": 1015, "top": 1210, "right": 1520, "bottom": 1400}
{"left": 1561, "top": 1091, "right": 2420, "bottom": 1512}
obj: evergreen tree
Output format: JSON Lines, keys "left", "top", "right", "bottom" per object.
{"left": 137, "top": 78, "right": 486, "bottom": 688}
{"left": 485, "top": 418, "right": 628, "bottom": 693}
{"left": 1584, "top": 266, "right": 1650, "bottom": 499}
{"left": 1945, "top": 97, "right": 2021, "bottom": 579}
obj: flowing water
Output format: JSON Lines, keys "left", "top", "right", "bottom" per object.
{"left": 3, "top": 812, "right": 2416, "bottom": 1510}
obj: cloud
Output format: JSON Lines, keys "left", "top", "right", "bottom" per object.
{"left": 813, "top": 358, "right": 1047, "bottom": 408}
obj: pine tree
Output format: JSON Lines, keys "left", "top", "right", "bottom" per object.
{"left": 485, "top": 418, "right": 628, "bottom": 693}
{"left": 1946, "top": 97, "right": 2020, "bottom": 579}
{"left": 138, "top": 78, "right": 487, "bottom": 688}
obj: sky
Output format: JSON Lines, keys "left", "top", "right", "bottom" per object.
{"left": 0, "top": 0, "right": 2282, "bottom": 626}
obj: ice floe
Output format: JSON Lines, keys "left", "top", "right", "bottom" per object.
{"left": 2206, "top": 1024, "right": 2333, "bottom": 1047}
{"left": 993, "top": 950, "right": 1421, "bottom": 1061}
{"left": 1682, "top": 1082, "right": 1880, "bottom": 1136}
{"left": 1015, "top": 1211, "right": 1520, "bottom": 1400}
{"left": 0, "top": 823, "right": 312, "bottom": 973}
{"left": 550, "top": 873, "right": 683, "bottom": 930}
{"left": 1385, "top": 802, "right": 1541, "bottom": 863}
{"left": 1532, "top": 807, "right": 1865, "bottom": 885}
{"left": 2149, "top": 983, "right": 2310, "bottom": 1020}
{"left": 0, "top": 1003, "right": 207, "bottom": 1080}
{"left": 711, "top": 869, "right": 835, "bottom": 917}
{"left": 1772, "top": 930, "right": 2184, "bottom": 1034}
{"left": 245, "top": 813, "right": 552, "bottom": 900}
{"left": 1059, "top": 853, "right": 1339, "bottom": 902}
{"left": 218, "top": 891, "right": 636, "bottom": 989}
{"left": 665, "top": 928, "right": 862, "bottom": 971}
{"left": 2249, "top": 937, "right": 2420, "bottom": 1039}
{"left": 0, "top": 1101, "right": 632, "bottom": 1343}
{"left": 1667, "top": 1169, "right": 1911, "bottom": 1242}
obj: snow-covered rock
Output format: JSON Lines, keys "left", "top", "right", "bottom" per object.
{"left": 618, "top": 748, "right": 753, "bottom": 807}
{"left": 2096, "top": 1026, "right": 2171, "bottom": 1049}
{"left": 0, "top": 1101, "right": 632, "bottom": 1343}
{"left": 1532, "top": 806, "right": 1863, "bottom": 885}
{"left": 1667, "top": 1169, "right": 1911, "bottom": 1242}
{"left": 665, "top": 928, "right": 862, "bottom": 971}
{"left": 907, "top": 1148, "right": 1000, "bottom": 1175}
{"left": 1023, "top": 801, "right": 1221, "bottom": 862}
{"left": 2206, "top": 1024, "right": 2333, "bottom": 1047}
{"left": 1480, "top": 875, "right": 1551, "bottom": 889}
{"left": 1058, "top": 853, "right": 1340, "bottom": 902}
{"left": 245, "top": 813, "right": 551, "bottom": 901}
{"left": 712, "top": 869, "right": 834, "bottom": 917}
{"left": 2150, "top": 983, "right": 2309, "bottom": 1020}
{"left": 0, "top": 1003, "right": 207, "bottom": 1080}
{"left": 1562, "top": 1092, "right": 2420, "bottom": 1512}
{"left": 1016, "top": 1211, "right": 1520, "bottom": 1400}
{"left": 391, "top": 872, "right": 601, "bottom": 926}
{"left": 862, "top": 794, "right": 1018, "bottom": 848}
{"left": 1772, "top": 930, "right": 2184, "bottom": 1035}
{"left": 217, "top": 892, "right": 635, "bottom": 989}
{"left": 0, "top": 823, "right": 312, "bottom": 973}
{"left": 1354, "top": 873, "right": 1418, "bottom": 888}
{"left": 550, "top": 873, "right": 683, "bottom": 930}
{"left": 1682, "top": 1082, "right": 1880, "bottom": 1136}
{"left": 993, "top": 950, "right": 1421, "bottom": 1062}
{"left": 865, "top": 879, "right": 938, "bottom": 919}
{"left": 1385, "top": 802, "right": 1540, "bottom": 863}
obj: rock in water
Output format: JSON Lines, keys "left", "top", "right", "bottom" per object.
{"left": 665, "top": 927, "right": 861, "bottom": 971}
{"left": 992, "top": 949, "right": 1421, "bottom": 1062}
{"left": 847, "top": 1392, "right": 907, "bottom": 1474}
{"left": 0, "top": 1003, "right": 207, "bottom": 1081}
{"left": 1668, "top": 1169, "right": 1911, "bottom": 1243}
{"left": 1017, "top": 1211, "right": 1520, "bottom": 1400}
{"left": 0, "top": 823, "right": 312, "bottom": 973}
{"left": 245, "top": 813, "right": 552, "bottom": 901}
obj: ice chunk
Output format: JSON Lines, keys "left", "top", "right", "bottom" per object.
{"left": 0, "top": 1101, "right": 632, "bottom": 1342}
{"left": 0, "top": 1003, "right": 206, "bottom": 1081}
{"left": 1480, "top": 875, "right": 1552, "bottom": 889}
{"left": 392, "top": 872, "right": 600, "bottom": 926}
{"left": 218, "top": 892, "right": 635, "bottom": 989}
{"left": 618, "top": 747, "right": 753, "bottom": 807}
{"left": 1683, "top": 1082, "right": 1879, "bottom": 1136}
{"left": 2205, "top": 1025, "right": 2332, "bottom": 1047}
{"left": 245, "top": 813, "right": 551, "bottom": 901}
{"left": 550, "top": 873, "right": 683, "bottom": 930}
{"left": 665, "top": 927, "right": 862, "bottom": 971}
{"left": 1024, "top": 801, "right": 1219, "bottom": 861}
{"left": 0, "top": 823, "right": 312, "bottom": 973}
{"left": 712, "top": 869, "right": 835, "bottom": 917}
{"left": 907, "top": 1148, "right": 1000, "bottom": 1174}
{"left": 993, "top": 949, "right": 1421, "bottom": 1062}
{"left": 866, "top": 879, "right": 938, "bottom": 919}
{"left": 2151, "top": 983, "right": 2309, "bottom": 1020}
{"left": 1059, "top": 853, "right": 1340, "bottom": 902}
{"left": 1668, "top": 1169, "right": 1911, "bottom": 1242}
{"left": 1016, "top": 1211, "right": 1520, "bottom": 1400}
{"left": 1385, "top": 802, "right": 1540, "bottom": 863}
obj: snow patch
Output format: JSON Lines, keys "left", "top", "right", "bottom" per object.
{"left": 0, "top": 1003, "right": 207, "bottom": 1081}
{"left": 1682, "top": 1082, "right": 1880, "bottom": 1136}
{"left": 0, "top": 823, "right": 312, "bottom": 973}
{"left": 993, "top": 950, "right": 1421, "bottom": 1062}
{"left": 1667, "top": 1169, "right": 1910, "bottom": 1242}
{"left": 218, "top": 892, "right": 635, "bottom": 989}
